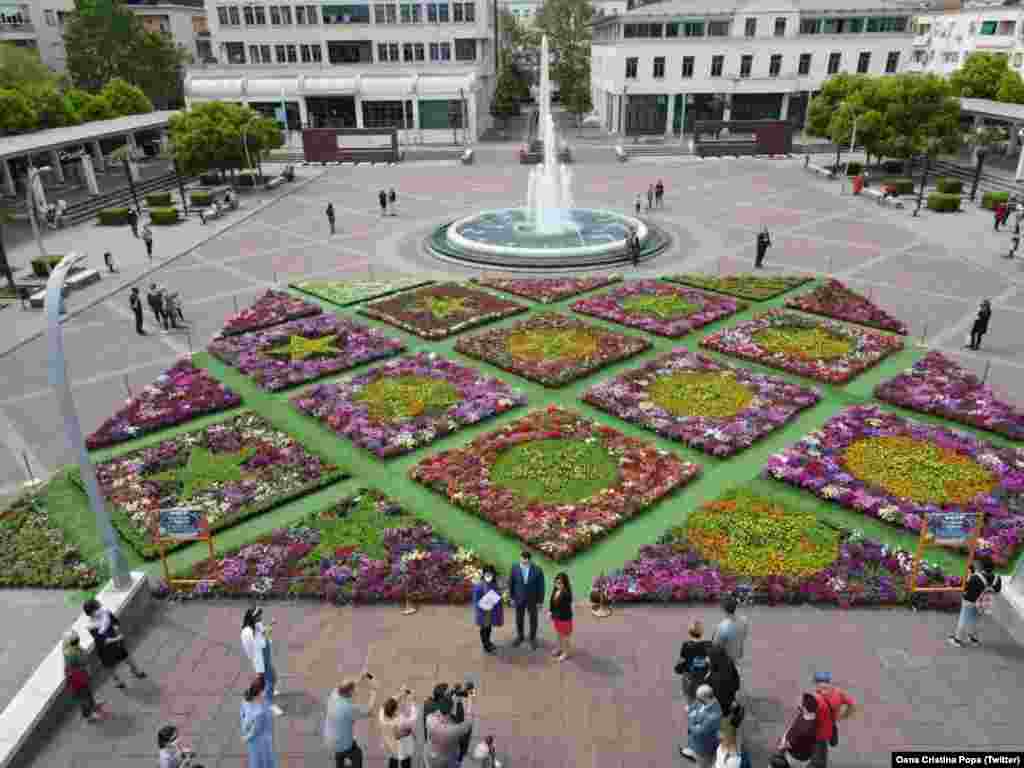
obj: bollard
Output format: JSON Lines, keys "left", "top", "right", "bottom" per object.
{"left": 718, "top": 257, "right": 722, "bottom": 276}
{"left": 982, "top": 361, "right": 991, "bottom": 384}
{"left": 22, "top": 451, "right": 35, "bottom": 482}
{"left": 273, "top": 271, "right": 278, "bottom": 285}
{"left": 920, "top": 323, "right": 928, "bottom": 345}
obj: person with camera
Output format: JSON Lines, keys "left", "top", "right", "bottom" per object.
{"left": 241, "top": 676, "right": 277, "bottom": 768}
{"left": 425, "top": 684, "right": 476, "bottom": 768}
{"left": 158, "top": 724, "right": 197, "bottom": 768}
{"left": 379, "top": 686, "right": 418, "bottom": 768}
{"left": 771, "top": 694, "right": 820, "bottom": 768}
{"left": 324, "top": 672, "right": 379, "bottom": 768}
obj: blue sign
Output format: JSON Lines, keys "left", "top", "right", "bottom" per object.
{"left": 926, "top": 512, "right": 975, "bottom": 545}
{"left": 159, "top": 507, "right": 203, "bottom": 539}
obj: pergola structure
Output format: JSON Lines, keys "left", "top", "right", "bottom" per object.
{"left": 958, "top": 97, "right": 1024, "bottom": 180}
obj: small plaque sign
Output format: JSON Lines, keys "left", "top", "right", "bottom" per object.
{"left": 158, "top": 507, "right": 204, "bottom": 539}
{"left": 926, "top": 511, "right": 974, "bottom": 546}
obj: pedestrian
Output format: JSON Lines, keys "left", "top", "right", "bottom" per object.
{"left": 379, "top": 189, "right": 388, "bottom": 216}
{"left": 966, "top": 299, "right": 992, "bottom": 351}
{"left": 424, "top": 688, "right": 476, "bottom": 768}
{"left": 241, "top": 608, "right": 284, "bottom": 716}
{"left": 1010, "top": 233, "right": 1021, "bottom": 260}
{"left": 83, "top": 597, "right": 146, "bottom": 688}
{"left": 655, "top": 179, "right": 665, "bottom": 208}
{"left": 755, "top": 226, "right": 772, "bottom": 269}
{"left": 685, "top": 684, "right": 722, "bottom": 768}
{"left": 323, "top": 674, "right": 379, "bottom": 768}
{"left": 712, "top": 594, "right": 750, "bottom": 674}
{"left": 771, "top": 694, "right": 820, "bottom": 768}
{"left": 241, "top": 676, "right": 277, "bottom": 768}
{"left": 647, "top": 183, "right": 654, "bottom": 211}
{"left": 129, "top": 207, "right": 139, "bottom": 238}
{"left": 379, "top": 688, "right": 418, "bottom": 768}
{"left": 509, "top": 550, "right": 545, "bottom": 650}
{"left": 472, "top": 564, "right": 503, "bottom": 654}
{"left": 995, "top": 202, "right": 1007, "bottom": 231}
{"left": 1015, "top": 213, "right": 1022, "bottom": 237}
{"left": 103, "top": 250, "right": 118, "bottom": 274}
{"left": 130, "top": 287, "right": 146, "bottom": 336}
{"left": 142, "top": 224, "right": 154, "bottom": 259}
{"left": 147, "top": 284, "right": 164, "bottom": 327}
{"left": 634, "top": 193, "right": 642, "bottom": 216}
{"left": 705, "top": 645, "right": 741, "bottom": 717}
{"left": 63, "top": 630, "right": 107, "bottom": 723}
{"left": 326, "top": 202, "right": 336, "bottom": 235}
{"left": 676, "top": 620, "right": 712, "bottom": 740}
{"left": 714, "top": 719, "right": 743, "bottom": 768}
{"left": 388, "top": 187, "right": 397, "bottom": 216}
{"left": 631, "top": 230, "right": 641, "bottom": 268}
{"left": 810, "top": 672, "right": 857, "bottom": 767}
{"left": 158, "top": 725, "right": 197, "bottom": 768}
{"left": 167, "top": 292, "right": 186, "bottom": 327}
{"left": 549, "top": 571, "right": 574, "bottom": 662}
{"left": 949, "top": 555, "right": 1002, "bottom": 647}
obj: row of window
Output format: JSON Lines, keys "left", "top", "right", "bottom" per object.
{"left": 619, "top": 15, "right": 909, "bottom": 39}
{"left": 913, "top": 49, "right": 1024, "bottom": 68}
{"left": 625, "top": 50, "right": 901, "bottom": 79}
{"left": 43, "top": 9, "right": 69, "bottom": 26}
{"left": 223, "top": 38, "right": 474, "bottom": 63}
{"left": 217, "top": 2, "right": 476, "bottom": 26}
{"left": 377, "top": 38, "right": 476, "bottom": 60}
{"left": 916, "top": 20, "right": 1018, "bottom": 37}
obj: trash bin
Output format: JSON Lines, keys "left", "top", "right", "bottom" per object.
{"left": 852, "top": 174, "right": 865, "bottom": 195}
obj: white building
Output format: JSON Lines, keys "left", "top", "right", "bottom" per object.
{"left": 591, "top": 0, "right": 919, "bottom": 137}
{"left": 502, "top": 0, "right": 626, "bottom": 26}
{"left": 185, "top": 0, "right": 498, "bottom": 143}
{"left": 910, "top": 1, "right": 1024, "bottom": 77}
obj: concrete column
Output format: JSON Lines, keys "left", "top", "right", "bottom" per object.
{"left": 722, "top": 97, "right": 732, "bottom": 122}
{"left": 665, "top": 93, "right": 677, "bottom": 136}
{"left": 779, "top": 92, "right": 790, "bottom": 121}
{"left": 126, "top": 132, "right": 138, "bottom": 153}
{"left": 466, "top": 92, "right": 477, "bottom": 143}
{"left": 411, "top": 97, "right": 420, "bottom": 131}
{"left": 1, "top": 158, "right": 15, "bottom": 196}
{"left": 298, "top": 97, "right": 309, "bottom": 128}
{"left": 354, "top": 94, "right": 364, "bottom": 128}
{"left": 91, "top": 141, "right": 105, "bottom": 172}
{"left": 48, "top": 150, "right": 65, "bottom": 183}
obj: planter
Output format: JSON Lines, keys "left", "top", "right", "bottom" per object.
{"left": 149, "top": 206, "right": 180, "bottom": 225}
{"left": 190, "top": 190, "right": 212, "bottom": 206}
{"left": 145, "top": 192, "right": 172, "bottom": 207}
{"left": 97, "top": 207, "right": 130, "bottom": 226}
{"left": 935, "top": 177, "right": 962, "bottom": 195}
{"left": 927, "top": 192, "right": 961, "bottom": 213}
{"left": 30, "top": 255, "right": 64, "bottom": 278}
{"left": 982, "top": 191, "right": 1010, "bottom": 210}
{"left": 880, "top": 177, "right": 914, "bottom": 195}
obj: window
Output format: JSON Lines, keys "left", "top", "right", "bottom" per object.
{"left": 254, "top": 6, "right": 266, "bottom": 23}
{"left": 999, "top": 20, "right": 1015, "bottom": 35}
{"left": 375, "top": 3, "right": 396, "bottom": 22}
{"left": 429, "top": 41, "right": 451, "bottom": 60}
{"left": 400, "top": 2, "right": 411, "bottom": 21}
{"left": 282, "top": 5, "right": 291, "bottom": 22}
{"left": 427, "top": 2, "right": 436, "bottom": 21}
{"left": 225, "top": 41, "right": 245, "bottom": 63}
{"left": 665, "top": 22, "right": 678, "bottom": 37}
{"left": 378, "top": 42, "right": 395, "bottom": 60}
{"left": 465, "top": 3, "right": 474, "bottom": 21}
{"left": 275, "top": 43, "right": 287, "bottom": 61}
{"left": 865, "top": 16, "right": 907, "bottom": 33}
{"left": 942, "top": 51, "right": 958, "bottom": 63}
{"left": 243, "top": 5, "right": 254, "bottom": 23}
{"left": 328, "top": 41, "right": 372, "bottom": 62}
{"left": 453, "top": 2, "right": 462, "bottom": 21}
{"left": 322, "top": 4, "right": 370, "bottom": 22}
{"left": 301, "top": 43, "right": 313, "bottom": 61}
{"left": 270, "top": 5, "right": 280, "bottom": 23}
{"left": 455, "top": 39, "right": 475, "bottom": 60}
{"left": 708, "top": 20, "right": 729, "bottom": 36}
{"left": 681, "top": 56, "right": 694, "bottom": 78}
{"left": 798, "top": 52, "right": 811, "bottom": 75}
{"left": 769, "top": 53, "right": 782, "bottom": 76}
{"left": 306, "top": 5, "right": 317, "bottom": 23}
{"left": 286, "top": 43, "right": 297, "bottom": 61}
{"left": 403, "top": 42, "right": 413, "bottom": 60}
{"left": 260, "top": 43, "right": 271, "bottom": 60}
{"left": 799, "top": 18, "right": 819, "bottom": 34}
{"left": 857, "top": 51, "right": 870, "bottom": 73}
{"left": 885, "top": 50, "right": 899, "bottom": 73}
{"left": 744, "top": 17, "right": 756, "bottom": 37}
{"left": 740, "top": 54, "right": 753, "bottom": 77}
{"left": 362, "top": 100, "right": 413, "bottom": 129}
{"left": 420, "top": 99, "right": 463, "bottom": 129}
{"left": 979, "top": 20, "right": 997, "bottom": 35}
{"left": 1015, "top": 52, "right": 1023, "bottom": 67}
{"left": 312, "top": 43, "right": 322, "bottom": 61}
{"left": 296, "top": 5, "right": 305, "bottom": 22}
{"left": 439, "top": 3, "right": 449, "bottom": 21}
{"left": 711, "top": 54, "right": 724, "bottom": 76}
{"left": 774, "top": 16, "right": 786, "bottom": 36}
{"left": 249, "top": 44, "right": 260, "bottom": 62}
{"left": 683, "top": 21, "right": 703, "bottom": 37}
{"left": 229, "top": 6, "right": 240, "bottom": 24}
{"left": 414, "top": 42, "right": 424, "bottom": 59}
{"left": 217, "top": 7, "right": 229, "bottom": 24}
{"left": 912, "top": 49, "right": 925, "bottom": 63}
{"left": 827, "top": 51, "right": 841, "bottom": 74}
{"left": 625, "top": 56, "right": 638, "bottom": 78}
{"left": 653, "top": 56, "right": 665, "bottom": 77}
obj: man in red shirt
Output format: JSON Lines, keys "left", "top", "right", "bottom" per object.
{"left": 810, "top": 672, "right": 857, "bottom": 767}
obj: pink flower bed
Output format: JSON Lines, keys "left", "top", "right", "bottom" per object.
{"left": 218, "top": 289, "right": 323, "bottom": 336}
{"left": 471, "top": 275, "right": 622, "bottom": 303}
{"left": 785, "top": 279, "right": 908, "bottom": 334}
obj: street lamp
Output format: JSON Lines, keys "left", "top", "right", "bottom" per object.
{"left": 25, "top": 164, "right": 50, "bottom": 260}
{"left": 241, "top": 115, "right": 259, "bottom": 172}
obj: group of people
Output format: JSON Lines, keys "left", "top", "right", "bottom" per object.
{"left": 128, "top": 283, "right": 186, "bottom": 336}
{"left": 324, "top": 188, "right": 398, "bottom": 234}
{"left": 633, "top": 179, "right": 666, "bottom": 215}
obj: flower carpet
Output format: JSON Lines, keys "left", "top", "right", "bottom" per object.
{"left": 82, "top": 412, "right": 346, "bottom": 559}
{"left": 700, "top": 310, "right": 904, "bottom": 385}
{"left": 358, "top": 282, "right": 527, "bottom": 339}
{"left": 86, "top": 360, "right": 242, "bottom": 450}
{"left": 179, "top": 489, "right": 483, "bottom": 602}
{"left": 291, "top": 352, "right": 527, "bottom": 458}
{"left": 583, "top": 351, "right": 821, "bottom": 457}
{"left": 570, "top": 280, "right": 745, "bottom": 338}
{"left": 875, "top": 351, "right": 1024, "bottom": 440}
{"left": 664, "top": 274, "right": 813, "bottom": 301}
{"left": 410, "top": 406, "right": 699, "bottom": 561}
{"left": 591, "top": 488, "right": 959, "bottom": 610}
{"left": 454, "top": 312, "right": 650, "bottom": 387}
{"left": 785, "top": 279, "right": 908, "bottom": 335}
{"left": 207, "top": 314, "right": 405, "bottom": 392}
{"left": 218, "top": 289, "right": 323, "bottom": 337}
{"left": 289, "top": 278, "right": 435, "bottom": 307}
{"left": 765, "top": 405, "right": 1024, "bottom": 566}
{"left": 470, "top": 275, "right": 622, "bottom": 304}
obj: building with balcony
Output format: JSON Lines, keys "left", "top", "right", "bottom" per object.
{"left": 591, "top": 0, "right": 919, "bottom": 137}
{"left": 185, "top": 0, "right": 498, "bottom": 143}
{"left": 910, "top": 1, "right": 1024, "bottom": 77}
{"left": 0, "top": 3, "right": 37, "bottom": 54}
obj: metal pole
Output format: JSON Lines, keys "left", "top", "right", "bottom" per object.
{"left": 913, "top": 154, "right": 929, "bottom": 217}
{"left": 22, "top": 450, "right": 35, "bottom": 482}
{"left": 174, "top": 157, "right": 188, "bottom": 216}
{"left": 970, "top": 150, "right": 985, "bottom": 203}
{"left": 982, "top": 361, "right": 991, "bottom": 384}
{"left": 187, "top": 329, "right": 193, "bottom": 355}
{"left": 123, "top": 375, "right": 133, "bottom": 399}
{"left": 25, "top": 167, "right": 47, "bottom": 260}
{"left": 46, "top": 253, "right": 130, "bottom": 590}
{"left": 233, "top": 296, "right": 239, "bottom": 314}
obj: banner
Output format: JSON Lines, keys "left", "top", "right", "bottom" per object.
{"left": 925, "top": 511, "right": 975, "bottom": 546}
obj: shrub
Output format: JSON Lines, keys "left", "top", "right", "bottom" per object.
{"left": 982, "top": 191, "right": 1010, "bottom": 210}
{"left": 97, "top": 207, "right": 130, "bottom": 226}
{"left": 145, "top": 191, "right": 172, "bottom": 207}
{"left": 30, "top": 255, "right": 64, "bottom": 277}
{"left": 190, "top": 190, "right": 212, "bottom": 206}
{"left": 149, "top": 207, "right": 180, "bottom": 225}
{"left": 881, "top": 177, "right": 915, "bottom": 195}
{"left": 237, "top": 171, "right": 262, "bottom": 187}
{"left": 199, "top": 172, "right": 220, "bottom": 186}
{"left": 936, "top": 177, "right": 962, "bottom": 194}
{"left": 927, "top": 192, "right": 961, "bottom": 213}
{"left": 845, "top": 161, "right": 863, "bottom": 176}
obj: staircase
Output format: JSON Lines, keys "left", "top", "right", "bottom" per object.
{"left": 621, "top": 143, "right": 692, "bottom": 159}
{"left": 56, "top": 172, "right": 198, "bottom": 228}
{"left": 928, "top": 159, "right": 1020, "bottom": 199}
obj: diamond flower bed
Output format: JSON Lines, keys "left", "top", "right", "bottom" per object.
{"left": 207, "top": 314, "right": 405, "bottom": 392}
{"left": 218, "top": 289, "right": 322, "bottom": 336}
{"left": 765, "top": 405, "right": 1024, "bottom": 566}
{"left": 454, "top": 312, "right": 650, "bottom": 387}
{"left": 583, "top": 351, "right": 820, "bottom": 457}
{"left": 180, "top": 489, "right": 484, "bottom": 603}
{"left": 470, "top": 275, "right": 622, "bottom": 304}
{"left": 875, "top": 352, "right": 1024, "bottom": 440}
{"left": 291, "top": 352, "right": 527, "bottom": 458}
{"left": 785, "top": 279, "right": 908, "bottom": 334}
{"left": 664, "top": 274, "right": 813, "bottom": 301}
{"left": 700, "top": 310, "right": 903, "bottom": 385}
{"left": 86, "top": 360, "right": 241, "bottom": 450}
{"left": 358, "top": 282, "right": 526, "bottom": 340}
{"left": 290, "top": 278, "right": 434, "bottom": 307}
{"left": 411, "top": 406, "right": 699, "bottom": 561}
{"left": 82, "top": 412, "right": 346, "bottom": 559}
{"left": 591, "top": 488, "right": 959, "bottom": 610}
{"left": 571, "top": 280, "right": 745, "bottom": 338}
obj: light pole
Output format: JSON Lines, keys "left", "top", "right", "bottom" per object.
{"left": 241, "top": 115, "right": 259, "bottom": 171}
{"left": 25, "top": 165, "right": 50, "bottom": 260}
{"left": 46, "top": 253, "right": 131, "bottom": 590}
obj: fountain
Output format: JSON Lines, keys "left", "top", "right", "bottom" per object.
{"left": 426, "top": 35, "right": 669, "bottom": 270}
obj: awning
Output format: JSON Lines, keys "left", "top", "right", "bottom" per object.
{"left": 188, "top": 79, "right": 244, "bottom": 98}
{"left": 416, "top": 74, "right": 476, "bottom": 96}
{"left": 360, "top": 76, "right": 416, "bottom": 98}
{"left": 302, "top": 77, "right": 358, "bottom": 94}
{"left": 245, "top": 78, "right": 301, "bottom": 99}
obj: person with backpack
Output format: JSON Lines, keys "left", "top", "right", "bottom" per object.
{"left": 379, "top": 687, "right": 417, "bottom": 768}
{"left": 676, "top": 619, "right": 711, "bottom": 760}
{"left": 83, "top": 597, "right": 146, "bottom": 688}
{"left": 772, "top": 694, "right": 820, "bottom": 768}
{"left": 950, "top": 556, "right": 1002, "bottom": 648}
{"left": 705, "top": 645, "right": 741, "bottom": 717}
{"left": 810, "top": 672, "right": 857, "bottom": 767}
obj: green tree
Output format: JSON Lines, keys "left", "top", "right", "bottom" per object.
{"left": 0, "top": 44, "right": 55, "bottom": 91}
{"left": 949, "top": 52, "right": 1007, "bottom": 100}
{"left": 22, "top": 81, "right": 77, "bottom": 129}
{"left": 101, "top": 77, "right": 153, "bottom": 116}
{"left": 169, "top": 102, "right": 282, "bottom": 178}
{"left": 995, "top": 69, "right": 1024, "bottom": 104}
{"left": 79, "top": 93, "right": 114, "bottom": 122}
{"left": 876, "top": 74, "right": 961, "bottom": 160}
{"left": 491, "top": 51, "right": 522, "bottom": 136}
{"left": 0, "top": 88, "right": 38, "bottom": 135}
{"left": 806, "top": 73, "right": 871, "bottom": 166}
{"left": 535, "top": 0, "right": 594, "bottom": 128}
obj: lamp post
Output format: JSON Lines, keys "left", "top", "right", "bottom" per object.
{"left": 913, "top": 149, "right": 933, "bottom": 218}
{"left": 46, "top": 253, "right": 131, "bottom": 590}
{"left": 25, "top": 165, "right": 49, "bottom": 260}
{"left": 173, "top": 156, "right": 189, "bottom": 217}
{"left": 241, "top": 114, "right": 259, "bottom": 172}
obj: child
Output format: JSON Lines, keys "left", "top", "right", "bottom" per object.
{"left": 63, "top": 630, "right": 107, "bottom": 722}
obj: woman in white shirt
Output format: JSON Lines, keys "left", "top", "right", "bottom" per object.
{"left": 241, "top": 608, "right": 283, "bottom": 716}
{"left": 379, "top": 688, "right": 418, "bottom": 768}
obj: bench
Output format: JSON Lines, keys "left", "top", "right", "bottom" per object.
{"left": 265, "top": 176, "right": 286, "bottom": 190}
{"left": 461, "top": 148, "right": 474, "bottom": 166}
{"left": 615, "top": 145, "right": 627, "bottom": 162}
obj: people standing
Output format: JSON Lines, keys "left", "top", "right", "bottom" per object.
{"left": 326, "top": 203, "right": 336, "bottom": 235}
{"left": 634, "top": 193, "right": 642, "bottom": 217}
{"left": 142, "top": 224, "right": 154, "bottom": 260}
{"left": 685, "top": 684, "right": 722, "bottom": 768}
{"left": 773, "top": 694, "right": 820, "bottom": 767}
{"left": 676, "top": 619, "right": 712, "bottom": 761}
{"left": 995, "top": 202, "right": 1007, "bottom": 231}
{"left": 158, "top": 725, "right": 197, "bottom": 768}
{"left": 379, "top": 189, "right": 388, "bottom": 216}
{"left": 130, "top": 287, "right": 146, "bottom": 336}
{"left": 241, "top": 677, "right": 277, "bottom": 768}
{"left": 63, "top": 630, "right": 107, "bottom": 723}
{"left": 1010, "top": 232, "right": 1021, "bottom": 260}
{"left": 241, "top": 607, "right": 284, "bottom": 716}
{"left": 655, "top": 179, "right": 665, "bottom": 208}
{"left": 103, "top": 250, "right": 117, "bottom": 274}
{"left": 811, "top": 672, "right": 857, "bottom": 767}
{"left": 755, "top": 227, "right": 772, "bottom": 269}
{"left": 425, "top": 690, "right": 476, "bottom": 768}
{"left": 509, "top": 550, "right": 545, "bottom": 650}
{"left": 966, "top": 300, "right": 992, "bottom": 351}
{"left": 147, "top": 284, "right": 165, "bottom": 327}
{"left": 472, "top": 564, "right": 503, "bottom": 654}
{"left": 379, "top": 688, "right": 418, "bottom": 768}
{"left": 631, "top": 230, "right": 641, "bottom": 268}
{"left": 949, "top": 556, "right": 1002, "bottom": 647}
{"left": 167, "top": 292, "right": 186, "bottom": 327}
{"left": 712, "top": 594, "right": 750, "bottom": 675}
{"left": 388, "top": 187, "right": 398, "bottom": 216}
{"left": 323, "top": 675, "right": 379, "bottom": 768}
{"left": 549, "top": 572, "right": 574, "bottom": 662}
{"left": 705, "top": 645, "right": 741, "bottom": 717}
{"left": 647, "top": 183, "right": 654, "bottom": 211}
{"left": 129, "top": 207, "right": 139, "bottom": 238}
{"left": 83, "top": 597, "right": 146, "bottom": 688}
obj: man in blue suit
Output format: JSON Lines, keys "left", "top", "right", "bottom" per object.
{"left": 509, "top": 551, "right": 545, "bottom": 650}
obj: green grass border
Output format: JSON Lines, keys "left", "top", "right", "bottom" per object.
{"left": 289, "top": 278, "right": 436, "bottom": 307}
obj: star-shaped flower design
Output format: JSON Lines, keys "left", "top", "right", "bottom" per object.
{"left": 267, "top": 334, "right": 341, "bottom": 362}
{"left": 149, "top": 445, "right": 256, "bottom": 501}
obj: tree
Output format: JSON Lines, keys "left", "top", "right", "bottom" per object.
{"left": 491, "top": 52, "right": 522, "bottom": 136}
{"left": 806, "top": 73, "right": 870, "bottom": 166}
{"left": 996, "top": 70, "right": 1024, "bottom": 105}
{"left": 0, "top": 44, "right": 55, "bottom": 91}
{"left": 79, "top": 93, "right": 114, "bottom": 122}
{"left": 0, "top": 89, "right": 38, "bottom": 135}
{"left": 101, "top": 77, "right": 153, "bottom": 116}
{"left": 950, "top": 52, "right": 1007, "bottom": 100}
{"left": 169, "top": 102, "right": 282, "bottom": 178}
{"left": 500, "top": 8, "right": 541, "bottom": 51}
{"left": 876, "top": 74, "right": 961, "bottom": 161}
{"left": 22, "top": 81, "right": 77, "bottom": 129}
{"left": 535, "top": 0, "right": 594, "bottom": 127}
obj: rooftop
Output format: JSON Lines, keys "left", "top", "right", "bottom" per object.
{"left": 0, "top": 111, "right": 179, "bottom": 162}
{"left": 612, "top": 0, "right": 923, "bottom": 19}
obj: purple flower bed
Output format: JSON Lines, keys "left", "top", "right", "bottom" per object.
{"left": 218, "top": 289, "right": 322, "bottom": 336}
{"left": 875, "top": 351, "right": 1024, "bottom": 440}
{"left": 207, "top": 314, "right": 405, "bottom": 392}
{"left": 583, "top": 351, "right": 821, "bottom": 457}
{"left": 291, "top": 352, "right": 527, "bottom": 458}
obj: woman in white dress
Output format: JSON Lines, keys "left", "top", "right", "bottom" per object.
{"left": 241, "top": 608, "right": 283, "bottom": 716}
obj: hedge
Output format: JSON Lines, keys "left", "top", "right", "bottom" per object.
{"left": 190, "top": 190, "right": 212, "bottom": 206}
{"left": 149, "top": 207, "right": 180, "bottom": 225}
{"left": 97, "top": 207, "right": 130, "bottom": 226}
{"left": 845, "top": 162, "right": 863, "bottom": 176}
{"left": 145, "top": 192, "right": 172, "bottom": 207}
{"left": 31, "top": 255, "right": 64, "bottom": 277}
{"left": 881, "top": 177, "right": 915, "bottom": 195}
{"left": 936, "top": 177, "right": 962, "bottom": 194}
{"left": 927, "top": 192, "right": 961, "bottom": 213}
{"left": 982, "top": 191, "right": 1010, "bottom": 210}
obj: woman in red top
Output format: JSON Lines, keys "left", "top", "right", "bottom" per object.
{"left": 549, "top": 572, "right": 573, "bottom": 662}
{"left": 811, "top": 672, "right": 858, "bottom": 767}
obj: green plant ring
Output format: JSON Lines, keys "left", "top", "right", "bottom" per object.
{"left": 354, "top": 375, "right": 463, "bottom": 422}
{"left": 489, "top": 438, "right": 619, "bottom": 505}
{"left": 621, "top": 293, "right": 699, "bottom": 320}
{"left": 754, "top": 326, "right": 852, "bottom": 361}
{"left": 648, "top": 371, "right": 755, "bottom": 419}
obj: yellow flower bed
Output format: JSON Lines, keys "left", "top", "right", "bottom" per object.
{"left": 648, "top": 371, "right": 755, "bottom": 420}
